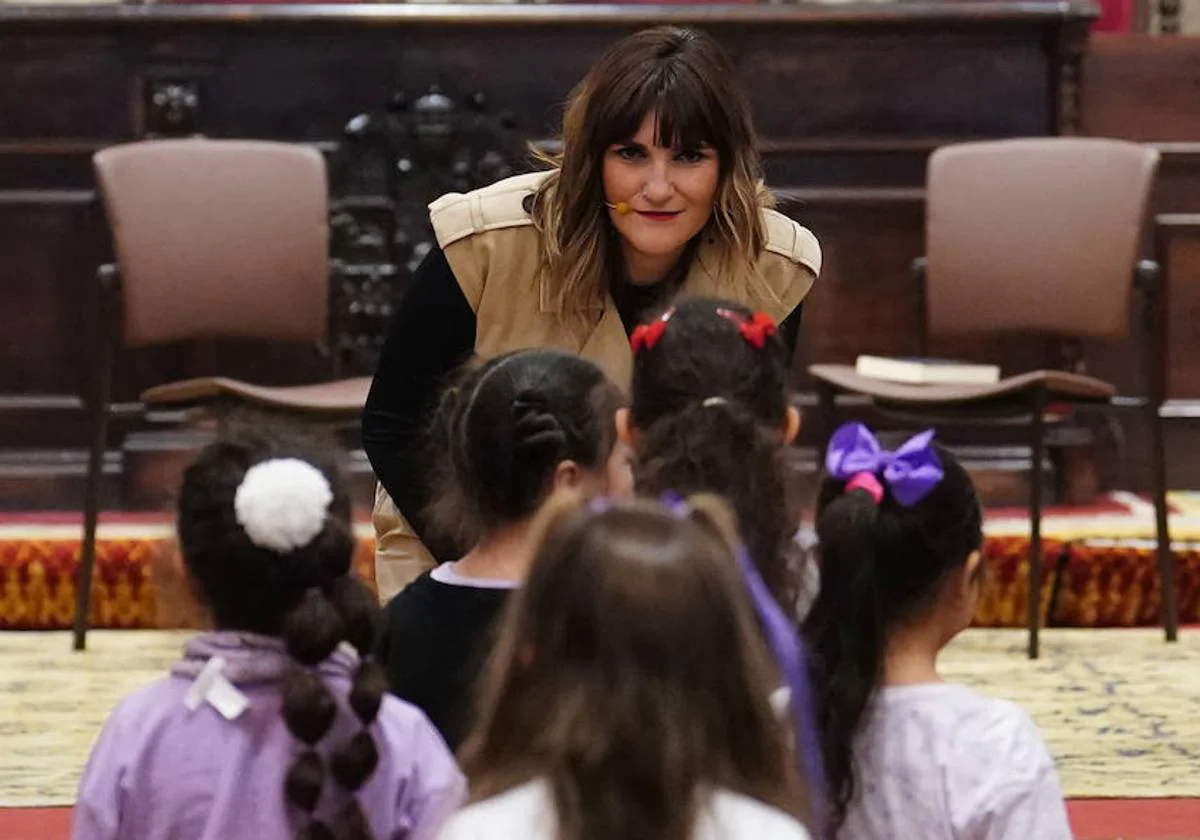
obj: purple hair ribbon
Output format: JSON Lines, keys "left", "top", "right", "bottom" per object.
{"left": 733, "top": 547, "right": 827, "bottom": 835}
{"left": 657, "top": 493, "right": 827, "bottom": 833}
{"left": 824, "top": 422, "right": 944, "bottom": 507}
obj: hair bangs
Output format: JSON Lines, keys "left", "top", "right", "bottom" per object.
{"left": 595, "top": 64, "right": 726, "bottom": 156}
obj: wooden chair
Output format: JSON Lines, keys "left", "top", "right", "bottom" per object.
{"left": 75, "top": 139, "right": 371, "bottom": 651}
{"left": 808, "top": 138, "right": 1173, "bottom": 659}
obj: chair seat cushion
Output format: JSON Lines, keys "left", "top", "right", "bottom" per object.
{"left": 808, "top": 365, "right": 1117, "bottom": 405}
{"left": 140, "top": 376, "right": 371, "bottom": 415}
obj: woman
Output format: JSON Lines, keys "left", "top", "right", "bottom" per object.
{"left": 363, "top": 26, "right": 822, "bottom": 597}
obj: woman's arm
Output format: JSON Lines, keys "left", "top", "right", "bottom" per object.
{"left": 362, "top": 246, "right": 475, "bottom": 559}
{"left": 778, "top": 302, "right": 803, "bottom": 358}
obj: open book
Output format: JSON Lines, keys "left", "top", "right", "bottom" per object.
{"left": 854, "top": 355, "right": 1001, "bottom": 386}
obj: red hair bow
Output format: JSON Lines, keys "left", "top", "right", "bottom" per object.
{"left": 631, "top": 310, "right": 673, "bottom": 354}
{"left": 740, "top": 312, "right": 778, "bottom": 349}
{"left": 717, "top": 308, "right": 777, "bottom": 349}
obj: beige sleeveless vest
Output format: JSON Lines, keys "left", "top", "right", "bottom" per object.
{"left": 373, "top": 170, "right": 821, "bottom": 600}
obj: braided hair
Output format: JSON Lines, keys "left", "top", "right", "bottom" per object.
{"left": 423, "top": 349, "right": 626, "bottom": 549}
{"left": 177, "top": 431, "right": 388, "bottom": 840}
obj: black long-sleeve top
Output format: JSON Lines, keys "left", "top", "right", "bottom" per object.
{"left": 361, "top": 244, "right": 802, "bottom": 564}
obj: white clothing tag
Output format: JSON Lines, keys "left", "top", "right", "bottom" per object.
{"left": 184, "top": 656, "right": 249, "bottom": 720}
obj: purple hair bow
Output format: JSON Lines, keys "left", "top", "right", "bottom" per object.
{"left": 825, "top": 422, "right": 944, "bottom": 507}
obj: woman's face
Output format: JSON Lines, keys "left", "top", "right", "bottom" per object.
{"left": 602, "top": 112, "right": 720, "bottom": 285}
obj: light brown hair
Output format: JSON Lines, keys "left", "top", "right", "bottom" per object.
{"left": 530, "top": 26, "right": 769, "bottom": 318}
{"left": 459, "top": 494, "right": 811, "bottom": 840}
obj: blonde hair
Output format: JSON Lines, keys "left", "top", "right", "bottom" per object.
{"left": 529, "top": 27, "right": 769, "bottom": 320}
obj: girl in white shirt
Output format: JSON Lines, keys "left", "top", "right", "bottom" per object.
{"left": 803, "top": 422, "right": 1072, "bottom": 840}
{"left": 436, "top": 495, "right": 816, "bottom": 840}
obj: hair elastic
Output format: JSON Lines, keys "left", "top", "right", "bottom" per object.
{"left": 845, "top": 472, "right": 884, "bottom": 505}
{"left": 233, "top": 458, "right": 333, "bottom": 554}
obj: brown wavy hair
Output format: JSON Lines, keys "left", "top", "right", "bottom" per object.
{"left": 531, "top": 26, "right": 769, "bottom": 317}
{"left": 459, "top": 494, "right": 811, "bottom": 840}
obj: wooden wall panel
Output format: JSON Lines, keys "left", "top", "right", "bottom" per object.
{"left": 1083, "top": 34, "right": 1200, "bottom": 141}
{"left": 0, "top": 3, "right": 1096, "bottom": 508}
{"left": 0, "top": 199, "right": 94, "bottom": 396}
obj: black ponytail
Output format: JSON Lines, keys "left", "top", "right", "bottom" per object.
{"left": 636, "top": 400, "right": 798, "bottom": 611}
{"left": 279, "top": 576, "right": 386, "bottom": 840}
{"left": 326, "top": 576, "right": 388, "bottom": 840}
{"left": 803, "top": 442, "right": 983, "bottom": 837}
{"left": 801, "top": 489, "right": 884, "bottom": 835}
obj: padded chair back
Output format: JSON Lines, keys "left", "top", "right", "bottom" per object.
{"left": 926, "top": 138, "right": 1158, "bottom": 340}
{"left": 93, "top": 139, "right": 329, "bottom": 347}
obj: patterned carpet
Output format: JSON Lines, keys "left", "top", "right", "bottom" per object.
{"left": 0, "top": 628, "right": 1197, "bottom": 808}
{"left": 6, "top": 494, "right": 1200, "bottom": 631}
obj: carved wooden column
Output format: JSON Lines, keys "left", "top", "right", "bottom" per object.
{"left": 1051, "top": 21, "right": 1090, "bottom": 135}
{"left": 1158, "top": 0, "right": 1182, "bottom": 32}
{"left": 329, "top": 86, "right": 526, "bottom": 374}
{"left": 143, "top": 79, "right": 203, "bottom": 137}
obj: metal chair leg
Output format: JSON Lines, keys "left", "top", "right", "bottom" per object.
{"left": 1028, "top": 387, "right": 1047, "bottom": 660}
{"left": 1149, "top": 406, "right": 1177, "bottom": 642}
{"left": 813, "top": 381, "right": 838, "bottom": 458}
{"left": 73, "top": 287, "right": 116, "bottom": 652}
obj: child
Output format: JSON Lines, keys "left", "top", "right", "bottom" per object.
{"left": 621, "top": 297, "right": 807, "bottom": 615}
{"left": 375, "top": 349, "right": 631, "bottom": 750}
{"left": 804, "top": 421, "right": 1072, "bottom": 839}
{"left": 437, "top": 494, "right": 814, "bottom": 840}
{"left": 72, "top": 433, "right": 465, "bottom": 840}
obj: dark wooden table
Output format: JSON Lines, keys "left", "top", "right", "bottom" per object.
{"left": 0, "top": 1, "right": 1098, "bottom": 508}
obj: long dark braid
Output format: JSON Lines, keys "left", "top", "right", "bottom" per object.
{"left": 177, "top": 431, "right": 387, "bottom": 840}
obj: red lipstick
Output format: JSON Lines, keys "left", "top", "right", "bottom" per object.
{"left": 636, "top": 210, "right": 682, "bottom": 221}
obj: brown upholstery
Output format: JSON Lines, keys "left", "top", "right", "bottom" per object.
{"left": 926, "top": 138, "right": 1158, "bottom": 339}
{"left": 76, "top": 140, "right": 359, "bottom": 653}
{"left": 93, "top": 139, "right": 329, "bottom": 347}
{"left": 808, "top": 365, "right": 1116, "bottom": 405}
{"left": 806, "top": 137, "right": 1174, "bottom": 659}
{"left": 141, "top": 376, "right": 372, "bottom": 415}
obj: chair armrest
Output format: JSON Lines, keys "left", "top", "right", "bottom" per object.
{"left": 1134, "top": 259, "right": 1160, "bottom": 296}
{"left": 1133, "top": 259, "right": 1165, "bottom": 406}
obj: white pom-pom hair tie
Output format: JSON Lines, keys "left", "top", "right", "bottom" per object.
{"left": 234, "top": 458, "right": 334, "bottom": 553}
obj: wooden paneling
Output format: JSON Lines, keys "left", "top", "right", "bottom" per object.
{"left": 0, "top": 2, "right": 1096, "bottom": 508}
{"left": 1078, "top": 36, "right": 1200, "bottom": 493}
{"left": 1083, "top": 34, "right": 1200, "bottom": 140}
{"left": 1157, "top": 216, "right": 1200, "bottom": 399}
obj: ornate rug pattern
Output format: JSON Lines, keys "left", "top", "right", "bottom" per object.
{"left": 6, "top": 494, "right": 1200, "bottom": 630}
{"left": 0, "top": 628, "right": 1197, "bottom": 807}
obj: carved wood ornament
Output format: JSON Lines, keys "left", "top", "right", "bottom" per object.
{"left": 329, "top": 86, "right": 527, "bottom": 373}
